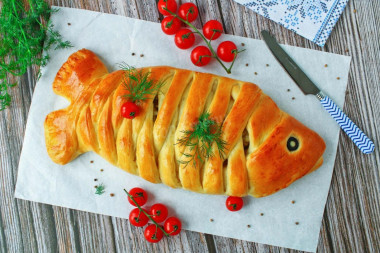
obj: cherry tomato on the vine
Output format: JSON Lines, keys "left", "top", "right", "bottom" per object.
{"left": 164, "top": 217, "right": 182, "bottom": 236}
{"left": 128, "top": 187, "right": 148, "bottom": 207}
{"left": 161, "top": 16, "right": 182, "bottom": 35}
{"left": 175, "top": 29, "right": 195, "bottom": 49}
{"left": 144, "top": 224, "right": 164, "bottom": 243}
{"left": 217, "top": 41, "right": 238, "bottom": 62}
{"left": 121, "top": 102, "right": 140, "bottom": 119}
{"left": 203, "top": 20, "right": 223, "bottom": 40}
{"left": 149, "top": 203, "right": 168, "bottom": 223}
{"left": 191, "top": 46, "right": 212, "bottom": 66}
{"left": 178, "top": 3, "right": 198, "bottom": 22}
{"left": 157, "top": 0, "right": 177, "bottom": 16}
{"left": 129, "top": 208, "right": 149, "bottom": 227}
{"left": 226, "top": 196, "right": 243, "bottom": 211}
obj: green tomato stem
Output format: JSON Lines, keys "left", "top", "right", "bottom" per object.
{"left": 123, "top": 189, "right": 170, "bottom": 237}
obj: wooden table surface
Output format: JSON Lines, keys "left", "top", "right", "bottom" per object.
{"left": 1, "top": 0, "right": 379, "bottom": 252}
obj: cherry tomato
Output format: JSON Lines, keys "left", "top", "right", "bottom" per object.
{"left": 164, "top": 217, "right": 182, "bottom": 236}
{"left": 161, "top": 16, "right": 182, "bottom": 35}
{"left": 178, "top": 3, "right": 198, "bottom": 22}
{"left": 129, "top": 208, "right": 149, "bottom": 227}
{"left": 144, "top": 224, "right": 164, "bottom": 243}
{"left": 121, "top": 101, "right": 139, "bottom": 119}
{"left": 149, "top": 203, "right": 168, "bottom": 223}
{"left": 203, "top": 20, "right": 223, "bottom": 40}
{"left": 217, "top": 41, "right": 238, "bottom": 62}
{"left": 226, "top": 196, "right": 243, "bottom": 211}
{"left": 175, "top": 29, "right": 195, "bottom": 49}
{"left": 157, "top": 0, "right": 177, "bottom": 16}
{"left": 128, "top": 187, "right": 148, "bottom": 207}
{"left": 191, "top": 46, "right": 212, "bottom": 66}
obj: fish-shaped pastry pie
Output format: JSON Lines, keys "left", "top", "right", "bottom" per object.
{"left": 44, "top": 49, "right": 326, "bottom": 198}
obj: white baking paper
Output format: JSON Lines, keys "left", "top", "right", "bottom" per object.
{"left": 15, "top": 7, "right": 351, "bottom": 252}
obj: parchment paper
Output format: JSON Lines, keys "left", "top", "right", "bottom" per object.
{"left": 15, "top": 7, "right": 351, "bottom": 252}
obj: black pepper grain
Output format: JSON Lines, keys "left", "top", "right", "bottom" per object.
{"left": 291, "top": 200, "right": 295, "bottom": 204}
{"left": 247, "top": 225, "right": 251, "bottom": 228}
{"left": 246, "top": 63, "right": 249, "bottom": 67}
{"left": 110, "top": 193, "right": 115, "bottom": 197}
{"left": 140, "top": 54, "right": 144, "bottom": 57}
{"left": 90, "top": 160, "right": 94, "bottom": 163}
{"left": 266, "top": 64, "right": 269, "bottom": 67}
{"left": 292, "top": 97, "right": 295, "bottom": 100}
{"left": 287, "top": 89, "right": 291, "bottom": 92}
{"left": 260, "top": 213, "right": 264, "bottom": 216}
{"left": 132, "top": 53, "right": 135, "bottom": 56}
{"left": 210, "top": 219, "right": 214, "bottom": 222}
{"left": 241, "top": 43, "right": 245, "bottom": 46}
{"left": 295, "top": 222, "right": 299, "bottom": 225}
{"left": 94, "top": 179, "right": 98, "bottom": 182}
{"left": 100, "top": 169, "right": 104, "bottom": 172}
{"left": 254, "top": 72, "right": 258, "bottom": 75}
{"left": 337, "top": 77, "right": 340, "bottom": 80}
{"left": 94, "top": 185, "right": 98, "bottom": 188}
{"left": 68, "top": 23, "right": 71, "bottom": 26}
{"left": 324, "top": 64, "right": 328, "bottom": 67}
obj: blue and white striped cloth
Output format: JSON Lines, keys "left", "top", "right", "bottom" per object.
{"left": 234, "top": 0, "right": 349, "bottom": 47}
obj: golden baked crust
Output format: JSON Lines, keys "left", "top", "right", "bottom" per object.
{"left": 44, "top": 49, "right": 326, "bottom": 198}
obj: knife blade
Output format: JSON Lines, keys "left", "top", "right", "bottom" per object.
{"left": 261, "top": 30, "right": 375, "bottom": 154}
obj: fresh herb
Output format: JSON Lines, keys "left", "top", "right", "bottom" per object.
{"left": 95, "top": 183, "right": 105, "bottom": 195}
{"left": 176, "top": 112, "right": 227, "bottom": 167}
{"left": 0, "top": 0, "right": 72, "bottom": 110}
{"left": 119, "top": 63, "right": 165, "bottom": 103}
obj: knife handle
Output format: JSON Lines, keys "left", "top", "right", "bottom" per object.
{"left": 317, "top": 92, "right": 375, "bottom": 154}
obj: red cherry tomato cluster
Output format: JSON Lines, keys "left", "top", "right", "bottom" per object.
{"left": 126, "top": 187, "right": 182, "bottom": 243}
{"left": 158, "top": 0, "right": 244, "bottom": 73}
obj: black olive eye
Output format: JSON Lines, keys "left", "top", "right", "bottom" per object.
{"left": 287, "top": 137, "right": 299, "bottom": 152}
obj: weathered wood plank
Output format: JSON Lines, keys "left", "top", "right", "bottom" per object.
{"left": 0, "top": 0, "right": 379, "bottom": 252}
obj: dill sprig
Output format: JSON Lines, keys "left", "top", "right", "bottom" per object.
{"left": 0, "top": 0, "right": 72, "bottom": 111}
{"left": 95, "top": 183, "right": 105, "bottom": 195}
{"left": 177, "top": 112, "right": 227, "bottom": 167}
{"left": 119, "top": 63, "right": 165, "bottom": 103}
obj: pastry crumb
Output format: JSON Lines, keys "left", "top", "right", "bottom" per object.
{"left": 246, "top": 63, "right": 249, "bottom": 67}
{"left": 90, "top": 160, "right": 94, "bottom": 163}
{"left": 210, "top": 219, "right": 214, "bottom": 222}
{"left": 295, "top": 222, "right": 299, "bottom": 225}
{"left": 291, "top": 200, "right": 295, "bottom": 204}
{"left": 110, "top": 193, "right": 115, "bottom": 197}
{"left": 140, "top": 54, "right": 144, "bottom": 57}
{"left": 337, "top": 77, "right": 340, "bottom": 80}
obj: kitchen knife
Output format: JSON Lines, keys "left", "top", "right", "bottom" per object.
{"left": 261, "top": 30, "right": 375, "bottom": 154}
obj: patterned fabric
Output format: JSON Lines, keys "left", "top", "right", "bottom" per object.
{"left": 234, "top": 0, "right": 349, "bottom": 46}
{"left": 320, "top": 96, "right": 375, "bottom": 154}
